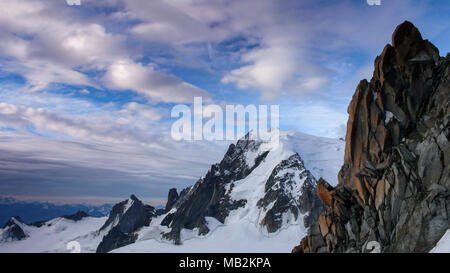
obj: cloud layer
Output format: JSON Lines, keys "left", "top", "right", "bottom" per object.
{"left": 0, "top": 0, "right": 449, "bottom": 203}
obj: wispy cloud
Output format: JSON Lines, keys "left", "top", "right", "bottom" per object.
{"left": 103, "top": 60, "right": 211, "bottom": 103}
{"left": 0, "top": 0, "right": 210, "bottom": 102}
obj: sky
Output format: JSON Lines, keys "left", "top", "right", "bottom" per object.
{"left": 0, "top": 0, "right": 449, "bottom": 205}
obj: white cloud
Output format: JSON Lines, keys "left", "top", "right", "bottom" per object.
{"left": 103, "top": 60, "right": 210, "bottom": 103}
{"left": 0, "top": 101, "right": 156, "bottom": 144}
{"left": 116, "top": 102, "right": 167, "bottom": 130}
{"left": 66, "top": 0, "right": 81, "bottom": 6}
{"left": 121, "top": 102, "right": 164, "bottom": 122}
{"left": 0, "top": 0, "right": 424, "bottom": 103}
{"left": 222, "top": 43, "right": 299, "bottom": 101}
{"left": 120, "top": 0, "right": 424, "bottom": 102}
{"left": 0, "top": 0, "right": 211, "bottom": 103}
{"left": 0, "top": 123, "right": 230, "bottom": 202}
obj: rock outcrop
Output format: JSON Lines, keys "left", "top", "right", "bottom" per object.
{"left": 160, "top": 133, "right": 270, "bottom": 244}
{"left": 293, "top": 21, "right": 449, "bottom": 253}
{"left": 63, "top": 210, "right": 90, "bottom": 221}
{"left": 257, "top": 153, "right": 324, "bottom": 232}
{"left": 165, "top": 188, "right": 179, "bottom": 213}
{"left": 1, "top": 216, "right": 28, "bottom": 242}
{"left": 96, "top": 195, "right": 155, "bottom": 253}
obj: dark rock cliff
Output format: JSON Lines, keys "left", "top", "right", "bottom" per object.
{"left": 257, "top": 153, "right": 324, "bottom": 232}
{"left": 165, "top": 188, "right": 179, "bottom": 213}
{"left": 293, "top": 21, "right": 449, "bottom": 253}
{"left": 96, "top": 195, "right": 155, "bottom": 253}
{"left": 1, "top": 216, "right": 27, "bottom": 242}
{"left": 160, "top": 134, "right": 270, "bottom": 244}
{"left": 63, "top": 210, "right": 90, "bottom": 221}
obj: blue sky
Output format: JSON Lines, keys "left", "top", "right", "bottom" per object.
{"left": 0, "top": 0, "right": 449, "bottom": 205}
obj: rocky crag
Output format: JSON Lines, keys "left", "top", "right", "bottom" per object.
{"left": 0, "top": 216, "right": 28, "bottom": 242}
{"left": 293, "top": 21, "right": 449, "bottom": 253}
{"left": 96, "top": 195, "right": 155, "bottom": 253}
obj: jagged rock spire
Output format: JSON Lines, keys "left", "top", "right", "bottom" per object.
{"left": 293, "top": 21, "right": 449, "bottom": 253}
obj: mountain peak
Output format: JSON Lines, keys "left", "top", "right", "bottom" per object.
{"left": 157, "top": 128, "right": 328, "bottom": 245}
{"left": 165, "top": 188, "right": 179, "bottom": 213}
{"left": 129, "top": 194, "right": 139, "bottom": 202}
{"left": 379, "top": 20, "right": 440, "bottom": 72}
{"left": 96, "top": 195, "right": 155, "bottom": 253}
{"left": 3, "top": 216, "right": 23, "bottom": 229}
{"left": 392, "top": 20, "right": 421, "bottom": 48}
{"left": 1, "top": 216, "right": 27, "bottom": 242}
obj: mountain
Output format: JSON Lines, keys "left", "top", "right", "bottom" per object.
{"left": 0, "top": 130, "right": 345, "bottom": 252}
{"left": 0, "top": 197, "right": 113, "bottom": 227}
{"left": 159, "top": 130, "right": 326, "bottom": 245}
{"left": 293, "top": 21, "right": 449, "bottom": 253}
{"left": 96, "top": 195, "right": 156, "bottom": 253}
{"left": 0, "top": 217, "right": 28, "bottom": 243}
{"left": 0, "top": 211, "right": 106, "bottom": 252}
{"left": 111, "top": 130, "right": 344, "bottom": 252}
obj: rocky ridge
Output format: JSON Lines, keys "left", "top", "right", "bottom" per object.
{"left": 96, "top": 194, "right": 155, "bottom": 253}
{"left": 293, "top": 21, "right": 449, "bottom": 253}
{"left": 0, "top": 216, "right": 28, "bottom": 242}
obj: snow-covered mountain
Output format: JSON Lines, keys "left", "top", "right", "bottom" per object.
{"left": 96, "top": 194, "right": 156, "bottom": 253}
{"left": 0, "top": 212, "right": 106, "bottom": 253}
{"left": 0, "top": 217, "right": 28, "bottom": 243}
{"left": 0, "top": 130, "right": 345, "bottom": 253}
{"left": 154, "top": 130, "right": 336, "bottom": 246}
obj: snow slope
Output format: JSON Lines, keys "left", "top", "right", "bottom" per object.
{"left": 430, "top": 229, "right": 450, "bottom": 253}
{"left": 0, "top": 216, "right": 106, "bottom": 253}
{"left": 113, "top": 215, "right": 303, "bottom": 253}
{"left": 284, "top": 131, "right": 344, "bottom": 185}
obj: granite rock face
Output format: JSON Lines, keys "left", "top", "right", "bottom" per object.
{"left": 293, "top": 21, "right": 449, "bottom": 253}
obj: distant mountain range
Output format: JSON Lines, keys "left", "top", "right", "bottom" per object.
{"left": 0, "top": 196, "right": 113, "bottom": 226}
